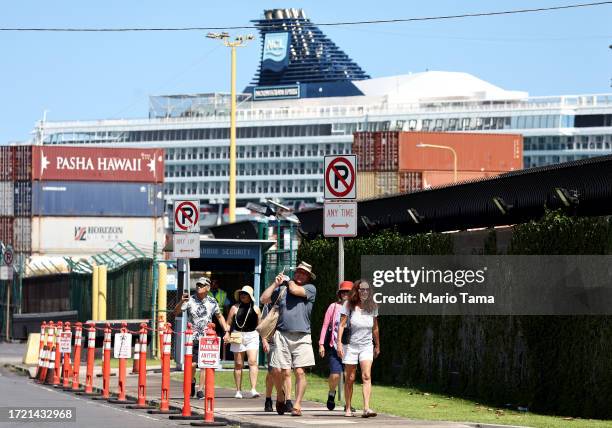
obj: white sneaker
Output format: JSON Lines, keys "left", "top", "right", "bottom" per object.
{"left": 250, "top": 389, "right": 260, "bottom": 398}
{"left": 234, "top": 391, "right": 242, "bottom": 399}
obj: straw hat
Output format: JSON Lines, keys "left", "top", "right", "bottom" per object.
{"left": 295, "top": 261, "right": 316, "bottom": 280}
{"left": 234, "top": 285, "right": 255, "bottom": 302}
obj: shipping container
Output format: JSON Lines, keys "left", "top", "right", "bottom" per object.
{"left": 357, "top": 169, "right": 502, "bottom": 199}
{"left": 12, "top": 145, "right": 32, "bottom": 180}
{"left": 32, "top": 146, "right": 164, "bottom": 183}
{"left": 421, "top": 170, "right": 500, "bottom": 189}
{"left": 398, "top": 132, "right": 523, "bottom": 172}
{"left": 0, "top": 182, "right": 14, "bottom": 216}
{"left": 13, "top": 217, "right": 32, "bottom": 253}
{"left": 0, "top": 146, "right": 13, "bottom": 180}
{"left": 31, "top": 216, "right": 165, "bottom": 256}
{"left": 0, "top": 216, "right": 14, "bottom": 245}
{"left": 32, "top": 181, "right": 164, "bottom": 217}
{"left": 353, "top": 131, "right": 523, "bottom": 173}
{"left": 353, "top": 132, "right": 376, "bottom": 171}
{"left": 357, "top": 172, "right": 399, "bottom": 199}
{"left": 13, "top": 180, "right": 32, "bottom": 217}
{"left": 398, "top": 171, "right": 423, "bottom": 193}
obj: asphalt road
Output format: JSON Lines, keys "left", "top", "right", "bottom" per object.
{"left": 0, "top": 366, "right": 192, "bottom": 428}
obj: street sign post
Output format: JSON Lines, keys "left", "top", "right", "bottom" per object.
{"left": 113, "top": 333, "right": 133, "bottom": 359}
{"left": 197, "top": 336, "right": 220, "bottom": 369}
{"left": 323, "top": 201, "right": 358, "bottom": 237}
{"left": 3, "top": 247, "right": 13, "bottom": 267}
{"left": 323, "top": 155, "right": 358, "bottom": 402}
{"left": 173, "top": 199, "right": 200, "bottom": 371}
{"left": 324, "top": 155, "right": 357, "bottom": 200}
{"left": 173, "top": 200, "right": 200, "bottom": 233}
{"left": 59, "top": 332, "right": 72, "bottom": 354}
{"left": 0, "top": 266, "right": 12, "bottom": 281}
{"left": 172, "top": 233, "right": 200, "bottom": 259}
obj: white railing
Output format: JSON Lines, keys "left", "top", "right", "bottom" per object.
{"left": 40, "top": 93, "right": 612, "bottom": 132}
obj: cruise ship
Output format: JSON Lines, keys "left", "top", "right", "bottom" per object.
{"left": 32, "top": 8, "right": 612, "bottom": 215}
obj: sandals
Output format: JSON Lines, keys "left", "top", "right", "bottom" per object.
{"left": 362, "top": 409, "right": 378, "bottom": 418}
{"left": 291, "top": 408, "right": 303, "bottom": 417}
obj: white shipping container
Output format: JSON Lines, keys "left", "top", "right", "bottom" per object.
{"left": 14, "top": 217, "right": 32, "bottom": 253}
{"left": 31, "top": 217, "right": 165, "bottom": 257}
{"left": 0, "top": 181, "right": 14, "bottom": 216}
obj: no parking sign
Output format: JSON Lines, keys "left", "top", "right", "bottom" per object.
{"left": 324, "top": 155, "right": 356, "bottom": 200}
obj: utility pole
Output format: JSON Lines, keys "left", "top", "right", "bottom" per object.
{"left": 206, "top": 32, "right": 254, "bottom": 223}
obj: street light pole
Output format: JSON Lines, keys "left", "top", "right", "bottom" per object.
{"left": 416, "top": 143, "right": 458, "bottom": 183}
{"left": 207, "top": 32, "right": 254, "bottom": 223}
{"left": 230, "top": 45, "right": 237, "bottom": 223}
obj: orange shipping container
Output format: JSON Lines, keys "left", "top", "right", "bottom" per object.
{"left": 421, "top": 170, "right": 501, "bottom": 189}
{"left": 398, "top": 132, "right": 523, "bottom": 172}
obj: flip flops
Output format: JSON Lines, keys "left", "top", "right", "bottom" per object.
{"left": 362, "top": 409, "right": 378, "bottom": 418}
{"left": 291, "top": 408, "right": 302, "bottom": 417}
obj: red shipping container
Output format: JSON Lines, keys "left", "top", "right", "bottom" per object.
{"left": 32, "top": 146, "right": 165, "bottom": 183}
{"left": 398, "top": 132, "right": 523, "bottom": 173}
{"left": 0, "top": 216, "right": 14, "bottom": 245}
{"left": 0, "top": 146, "right": 13, "bottom": 180}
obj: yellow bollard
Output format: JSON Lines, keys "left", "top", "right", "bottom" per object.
{"left": 156, "top": 263, "right": 167, "bottom": 359}
{"left": 92, "top": 266, "right": 99, "bottom": 321}
{"left": 98, "top": 265, "right": 107, "bottom": 321}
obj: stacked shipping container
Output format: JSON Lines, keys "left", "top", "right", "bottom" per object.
{"left": 0, "top": 145, "right": 165, "bottom": 258}
{"left": 0, "top": 146, "right": 33, "bottom": 253}
{"left": 354, "top": 131, "right": 523, "bottom": 199}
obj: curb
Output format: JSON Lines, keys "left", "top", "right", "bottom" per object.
{"left": 467, "top": 424, "right": 531, "bottom": 428}
{"left": 8, "top": 363, "right": 238, "bottom": 426}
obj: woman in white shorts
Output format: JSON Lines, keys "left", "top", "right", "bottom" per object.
{"left": 337, "top": 280, "right": 380, "bottom": 418}
{"left": 226, "top": 285, "right": 261, "bottom": 399}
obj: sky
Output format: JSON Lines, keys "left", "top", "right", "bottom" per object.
{"left": 1, "top": 0, "right": 611, "bottom": 143}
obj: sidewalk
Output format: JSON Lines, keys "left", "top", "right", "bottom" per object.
{"left": 8, "top": 361, "right": 521, "bottom": 428}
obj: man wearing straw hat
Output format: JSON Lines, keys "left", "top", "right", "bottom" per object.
{"left": 261, "top": 261, "right": 317, "bottom": 417}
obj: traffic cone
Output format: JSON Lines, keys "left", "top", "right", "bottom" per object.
{"left": 148, "top": 323, "right": 180, "bottom": 415}
{"left": 170, "top": 323, "right": 201, "bottom": 420}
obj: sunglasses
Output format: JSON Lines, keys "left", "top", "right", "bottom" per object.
{"left": 359, "top": 288, "right": 369, "bottom": 292}
{"left": 196, "top": 283, "right": 209, "bottom": 288}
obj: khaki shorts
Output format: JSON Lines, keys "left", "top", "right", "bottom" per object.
{"left": 269, "top": 330, "right": 315, "bottom": 369}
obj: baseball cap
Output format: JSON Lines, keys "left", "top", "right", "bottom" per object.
{"left": 195, "top": 277, "right": 211, "bottom": 287}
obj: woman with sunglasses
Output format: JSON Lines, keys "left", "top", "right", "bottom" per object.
{"left": 337, "top": 280, "right": 380, "bottom": 418}
{"left": 318, "top": 280, "right": 354, "bottom": 411}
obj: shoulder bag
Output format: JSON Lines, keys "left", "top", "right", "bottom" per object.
{"left": 341, "top": 307, "right": 352, "bottom": 345}
{"left": 229, "top": 304, "right": 252, "bottom": 344}
{"left": 256, "top": 286, "right": 287, "bottom": 340}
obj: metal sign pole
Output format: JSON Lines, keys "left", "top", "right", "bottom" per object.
{"left": 175, "top": 258, "right": 187, "bottom": 370}
{"left": 337, "top": 236, "right": 344, "bottom": 402}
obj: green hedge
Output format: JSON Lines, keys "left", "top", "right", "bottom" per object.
{"left": 298, "top": 211, "right": 612, "bottom": 418}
